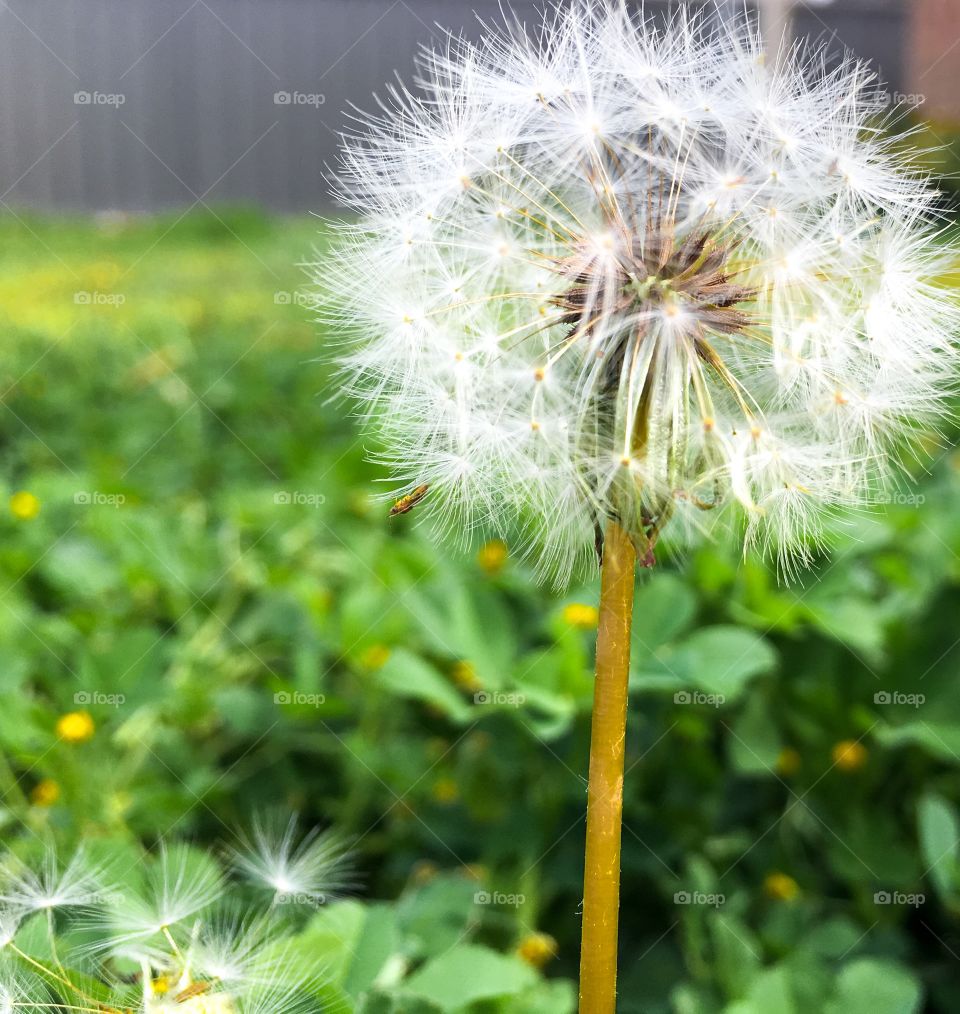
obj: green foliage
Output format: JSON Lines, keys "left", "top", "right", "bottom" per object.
{"left": 0, "top": 208, "right": 959, "bottom": 1010}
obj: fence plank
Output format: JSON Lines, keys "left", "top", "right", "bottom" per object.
{"left": 0, "top": 0, "right": 907, "bottom": 212}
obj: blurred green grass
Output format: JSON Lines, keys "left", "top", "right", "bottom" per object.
{"left": 3, "top": 207, "right": 960, "bottom": 1012}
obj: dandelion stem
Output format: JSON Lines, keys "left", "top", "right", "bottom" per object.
{"left": 579, "top": 520, "right": 636, "bottom": 1014}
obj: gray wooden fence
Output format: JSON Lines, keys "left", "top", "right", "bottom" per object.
{"left": 0, "top": 0, "right": 906, "bottom": 212}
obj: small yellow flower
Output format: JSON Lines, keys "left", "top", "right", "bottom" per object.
{"left": 832, "top": 739, "right": 868, "bottom": 772}
{"left": 359, "top": 644, "right": 391, "bottom": 670}
{"left": 9, "top": 491, "right": 40, "bottom": 520}
{"left": 764, "top": 872, "right": 800, "bottom": 902}
{"left": 477, "top": 539, "right": 508, "bottom": 575}
{"left": 517, "top": 932, "right": 558, "bottom": 968}
{"left": 452, "top": 660, "right": 482, "bottom": 692}
{"left": 432, "top": 778, "right": 459, "bottom": 804}
{"left": 467, "top": 731, "right": 492, "bottom": 753}
{"left": 562, "top": 602, "right": 599, "bottom": 629}
{"left": 30, "top": 779, "right": 60, "bottom": 807}
{"left": 151, "top": 975, "right": 171, "bottom": 996}
{"left": 411, "top": 860, "right": 439, "bottom": 885}
{"left": 775, "top": 747, "right": 801, "bottom": 777}
{"left": 56, "top": 711, "right": 95, "bottom": 744}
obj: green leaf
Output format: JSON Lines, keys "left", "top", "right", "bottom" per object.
{"left": 805, "top": 598, "right": 887, "bottom": 666}
{"left": 796, "top": 917, "right": 868, "bottom": 959}
{"left": 711, "top": 914, "right": 763, "bottom": 1000}
{"left": 403, "top": 944, "right": 538, "bottom": 1009}
{"left": 503, "top": 979, "right": 577, "bottom": 1013}
{"left": 374, "top": 650, "right": 472, "bottom": 723}
{"left": 344, "top": 904, "right": 402, "bottom": 998}
{"left": 212, "top": 686, "right": 270, "bottom": 735}
{"left": 357, "top": 993, "right": 442, "bottom": 1014}
{"left": 79, "top": 627, "right": 167, "bottom": 700}
{"left": 728, "top": 695, "right": 782, "bottom": 775}
{"left": 672, "top": 983, "right": 723, "bottom": 1014}
{"left": 918, "top": 793, "right": 960, "bottom": 901}
{"left": 406, "top": 574, "right": 517, "bottom": 691}
{"left": 674, "top": 627, "right": 777, "bottom": 701}
{"left": 875, "top": 721, "right": 960, "bottom": 764}
{"left": 742, "top": 967, "right": 798, "bottom": 1014}
{"left": 40, "top": 537, "right": 120, "bottom": 599}
{"left": 512, "top": 682, "right": 579, "bottom": 740}
{"left": 287, "top": 900, "right": 368, "bottom": 987}
{"left": 632, "top": 572, "right": 697, "bottom": 657}
{"left": 340, "top": 581, "right": 412, "bottom": 651}
{"left": 825, "top": 959, "right": 922, "bottom": 1014}
{"left": 396, "top": 874, "right": 479, "bottom": 960}
{"left": 828, "top": 812, "right": 919, "bottom": 885}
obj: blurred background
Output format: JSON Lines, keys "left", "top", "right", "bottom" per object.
{"left": 1, "top": 0, "right": 956, "bottom": 212}
{"left": 2, "top": 1, "right": 960, "bottom": 1011}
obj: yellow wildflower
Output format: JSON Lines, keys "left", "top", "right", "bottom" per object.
{"left": 562, "top": 602, "right": 599, "bottom": 629}
{"left": 477, "top": 539, "right": 508, "bottom": 575}
{"left": 9, "top": 491, "right": 40, "bottom": 520}
{"left": 151, "top": 976, "right": 171, "bottom": 996}
{"left": 452, "top": 660, "right": 482, "bottom": 692}
{"left": 517, "top": 932, "right": 558, "bottom": 968}
{"left": 56, "top": 711, "right": 95, "bottom": 744}
{"left": 432, "top": 778, "right": 459, "bottom": 804}
{"left": 764, "top": 872, "right": 800, "bottom": 902}
{"left": 832, "top": 739, "right": 868, "bottom": 772}
{"left": 31, "top": 779, "right": 60, "bottom": 806}
{"left": 411, "top": 861, "right": 439, "bottom": 886}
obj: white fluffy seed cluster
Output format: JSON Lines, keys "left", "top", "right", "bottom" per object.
{"left": 324, "top": 1, "right": 959, "bottom": 584}
{"left": 0, "top": 819, "right": 352, "bottom": 1011}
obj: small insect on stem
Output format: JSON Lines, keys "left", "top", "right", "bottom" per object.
{"left": 175, "top": 982, "right": 215, "bottom": 1001}
{"left": 389, "top": 483, "right": 430, "bottom": 517}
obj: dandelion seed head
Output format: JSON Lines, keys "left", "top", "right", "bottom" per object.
{"left": 91, "top": 843, "right": 224, "bottom": 958}
{"left": 0, "top": 912, "right": 20, "bottom": 949}
{"left": 323, "top": 1, "right": 960, "bottom": 582}
{"left": 227, "top": 814, "right": 356, "bottom": 906}
{"left": 0, "top": 968, "right": 49, "bottom": 1013}
{"left": 0, "top": 831, "right": 336, "bottom": 1014}
{"left": 0, "top": 848, "right": 106, "bottom": 914}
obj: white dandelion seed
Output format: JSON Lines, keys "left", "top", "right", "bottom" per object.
{"left": 0, "top": 966, "right": 50, "bottom": 1012}
{"left": 234, "top": 980, "right": 324, "bottom": 1014}
{"left": 94, "top": 842, "right": 225, "bottom": 956}
{"left": 0, "top": 911, "right": 21, "bottom": 949}
{"left": 226, "top": 815, "right": 355, "bottom": 906}
{"left": 189, "top": 910, "right": 284, "bottom": 989}
{"left": 321, "top": 0, "right": 960, "bottom": 583}
{"left": 0, "top": 833, "right": 335, "bottom": 1014}
{"left": 0, "top": 847, "right": 106, "bottom": 913}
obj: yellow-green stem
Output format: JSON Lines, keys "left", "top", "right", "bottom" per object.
{"left": 579, "top": 520, "right": 636, "bottom": 1014}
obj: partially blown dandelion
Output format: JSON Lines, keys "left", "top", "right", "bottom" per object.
{"left": 226, "top": 813, "right": 356, "bottom": 906}
{"left": 325, "top": 1, "right": 959, "bottom": 582}
{"left": 0, "top": 818, "right": 347, "bottom": 1012}
{"left": 323, "top": 3, "right": 959, "bottom": 1012}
